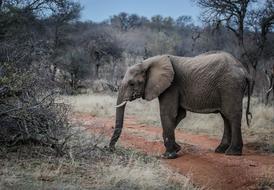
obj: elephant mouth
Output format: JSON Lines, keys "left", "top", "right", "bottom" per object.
{"left": 131, "top": 93, "right": 142, "bottom": 101}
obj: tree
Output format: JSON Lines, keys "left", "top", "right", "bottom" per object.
{"left": 196, "top": 0, "right": 251, "bottom": 55}
{"left": 110, "top": 13, "right": 145, "bottom": 31}
{"left": 176, "top": 15, "right": 193, "bottom": 28}
{"left": 59, "top": 47, "right": 90, "bottom": 93}
{"left": 196, "top": 0, "right": 274, "bottom": 93}
{"left": 110, "top": 12, "right": 130, "bottom": 31}
{"left": 128, "top": 14, "right": 142, "bottom": 29}
{"left": 162, "top": 16, "right": 175, "bottom": 29}
{"left": 47, "top": 0, "right": 82, "bottom": 81}
{"left": 88, "top": 30, "right": 123, "bottom": 79}
{"left": 151, "top": 15, "right": 164, "bottom": 31}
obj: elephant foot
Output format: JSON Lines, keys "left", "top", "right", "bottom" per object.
{"left": 161, "top": 151, "right": 177, "bottom": 159}
{"left": 225, "top": 146, "right": 242, "bottom": 156}
{"left": 215, "top": 143, "right": 230, "bottom": 153}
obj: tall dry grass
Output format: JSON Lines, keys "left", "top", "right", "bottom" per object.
{"left": 0, "top": 93, "right": 200, "bottom": 190}
{"left": 0, "top": 126, "right": 198, "bottom": 190}
{"left": 62, "top": 93, "right": 160, "bottom": 124}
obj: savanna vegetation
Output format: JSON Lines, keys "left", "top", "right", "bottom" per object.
{"left": 0, "top": 0, "right": 274, "bottom": 189}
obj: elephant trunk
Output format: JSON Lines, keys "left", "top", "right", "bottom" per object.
{"left": 109, "top": 87, "right": 127, "bottom": 149}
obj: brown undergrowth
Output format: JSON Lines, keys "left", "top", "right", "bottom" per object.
{"left": 0, "top": 117, "right": 198, "bottom": 190}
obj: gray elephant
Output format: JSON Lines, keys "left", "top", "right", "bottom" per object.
{"left": 109, "top": 51, "right": 252, "bottom": 159}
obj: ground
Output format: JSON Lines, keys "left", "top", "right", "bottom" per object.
{"left": 71, "top": 113, "right": 274, "bottom": 190}
{"left": 67, "top": 94, "right": 274, "bottom": 189}
{"left": 0, "top": 94, "right": 273, "bottom": 190}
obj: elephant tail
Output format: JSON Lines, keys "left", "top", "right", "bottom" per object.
{"left": 245, "top": 77, "right": 252, "bottom": 126}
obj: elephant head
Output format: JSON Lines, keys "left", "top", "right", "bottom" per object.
{"left": 109, "top": 55, "right": 174, "bottom": 149}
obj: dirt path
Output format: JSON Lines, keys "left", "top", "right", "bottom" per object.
{"left": 71, "top": 113, "right": 274, "bottom": 190}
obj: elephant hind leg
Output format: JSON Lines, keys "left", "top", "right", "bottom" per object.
{"left": 219, "top": 91, "right": 244, "bottom": 156}
{"left": 215, "top": 113, "right": 231, "bottom": 153}
{"left": 225, "top": 116, "right": 243, "bottom": 156}
{"left": 222, "top": 112, "right": 243, "bottom": 156}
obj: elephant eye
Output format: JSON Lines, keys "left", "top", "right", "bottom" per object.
{"left": 129, "top": 81, "right": 134, "bottom": 86}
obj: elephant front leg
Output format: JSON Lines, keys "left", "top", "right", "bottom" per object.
{"left": 158, "top": 86, "right": 184, "bottom": 159}
{"left": 161, "top": 115, "right": 178, "bottom": 159}
{"left": 215, "top": 114, "right": 231, "bottom": 153}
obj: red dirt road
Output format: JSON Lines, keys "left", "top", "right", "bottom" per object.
{"left": 71, "top": 113, "right": 274, "bottom": 190}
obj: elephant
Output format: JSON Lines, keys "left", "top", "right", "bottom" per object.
{"left": 109, "top": 51, "right": 252, "bottom": 159}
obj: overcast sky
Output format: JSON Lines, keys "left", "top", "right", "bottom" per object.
{"left": 78, "top": 0, "right": 201, "bottom": 23}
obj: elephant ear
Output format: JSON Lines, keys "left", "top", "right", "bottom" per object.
{"left": 143, "top": 55, "right": 174, "bottom": 101}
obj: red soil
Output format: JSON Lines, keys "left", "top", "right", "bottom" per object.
{"left": 71, "top": 113, "right": 274, "bottom": 190}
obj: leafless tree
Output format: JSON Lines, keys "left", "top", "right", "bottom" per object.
{"left": 196, "top": 0, "right": 251, "bottom": 48}
{"left": 47, "top": 1, "right": 81, "bottom": 81}
{"left": 191, "top": 28, "right": 201, "bottom": 52}
{"left": 196, "top": 0, "right": 274, "bottom": 94}
{"left": 88, "top": 31, "right": 123, "bottom": 79}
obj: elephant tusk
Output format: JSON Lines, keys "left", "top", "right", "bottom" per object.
{"left": 114, "top": 101, "right": 127, "bottom": 108}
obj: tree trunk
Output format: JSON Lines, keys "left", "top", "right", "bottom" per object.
{"left": 111, "top": 58, "right": 117, "bottom": 82}
{"left": 95, "top": 63, "right": 100, "bottom": 79}
{"left": 51, "top": 64, "right": 57, "bottom": 81}
{"left": 70, "top": 73, "right": 75, "bottom": 91}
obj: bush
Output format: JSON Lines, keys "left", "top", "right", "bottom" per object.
{"left": 0, "top": 62, "right": 70, "bottom": 155}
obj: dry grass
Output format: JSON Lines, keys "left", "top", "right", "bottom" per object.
{"left": 62, "top": 93, "right": 117, "bottom": 116}
{"left": 0, "top": 124, "right": 198, "bottom": 190}
{"left": 93, "top": 156, "right": 195, "bottom": 190}
{"left": 242, "top": 98, "right": 274, "bottom": 152}
{"left": 0, "top": 93, "right": 199, "bottom": 190}
{"left": 3, "top": 93, "right": 269, "bottom": 189}
{"left": 64, "top": 93, "right": 274, "bottom": 152}
{"left": 62, "top": 93, "right": 159, "bottom": 123}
